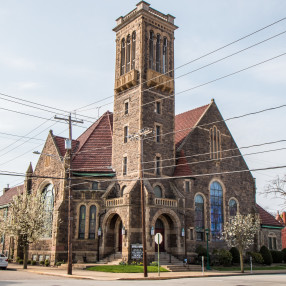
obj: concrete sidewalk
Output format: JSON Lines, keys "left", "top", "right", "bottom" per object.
{"left": 10, "top": 263, "right": 286, "bottom": 281}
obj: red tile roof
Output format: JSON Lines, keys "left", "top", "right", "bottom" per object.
{"left": 71, "top": 111, "right": 113, "bottom": 173}
{"left": 173, "top": 150, "right": 192, "bottom": 177}
{"left": 175, "top": 104, "right": 209, "bottom": 149}
{"left": 256, "top": 204, "right": 284, "bottom": 227}
{"left": 0, "top": 184, "right": 24, "bottom": 206}
{"left": 53, "top": 136, "right": 79, "bottom": 157}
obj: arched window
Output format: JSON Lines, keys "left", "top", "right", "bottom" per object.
{"left": 120, "top": 38, "right": 125, "bottom": 75}
{"left": 195, "top": 195, "right": 204, "bottom": 241}
{"left": 156, "top": 34, "right": 161, "bottom": 72}
{"left": 149, "top": 31, "right": 154, "bottom": 69}
{"left": 210, "top": 181, "right": 223, "bottom": 241}
{"left": 229, "top": 199, "right": 237, "bottom": 217}
{"left": 121, "top": 185, "right": 126, "bottom": 196}
{"left": 89, "top": 205, "right": 96, "bottom": 239}
{"left": 162, "top": 37, "right": 168, "bottom": 74}
{"left": 210, "top": 126, "right": 221, "bottom": 160}
{"left": 92, "top": 181, "right": 99, "bottom": 190}
{"left": 126, "top": 35, "right": 131, "bottom": 73}
{"left": 42, "top": 184, "right": 54, "bottom": 238}
{"left": 154, "top": 185, "right": 162, "bottom": 198}
{"left": 155, "top": 218, "right": 164, "bottom": 229}
{"left": 78, "top": 205, "right": 86, "bottom": 239}
{"left": 131, "top": 32, "right": 136, "bottom": 70}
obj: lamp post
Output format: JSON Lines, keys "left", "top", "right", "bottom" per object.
{"left": 205, "top": 228, "right": 211, "bottom": 270}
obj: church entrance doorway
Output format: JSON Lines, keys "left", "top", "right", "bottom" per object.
{"left": 155, "top": 218, "right": 165, "bottom": 252}
{"left": 118, "top": 221, "right": 122, "bottom": 252}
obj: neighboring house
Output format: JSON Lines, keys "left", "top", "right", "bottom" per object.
{"left": 0, "top": 1, "right": 282, "bottom": 264}
{"left": 276, "top": 211, "right": 286, "bottom": 249}
{"left": 256, "top": 204, "right": 284, "bottom": 251}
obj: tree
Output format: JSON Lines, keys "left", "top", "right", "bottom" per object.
{"left": 0, "top": 191, "right": 50, "bottom": 269}
{"left": 264, "top": 174, "right": 286, "bottom": 204}
{"left": 222, "top": 213, "right": 260, "bottom": 273}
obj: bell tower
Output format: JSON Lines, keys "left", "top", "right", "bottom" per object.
{"left": 112, "top": 1, "right": 178, "bottom": 179}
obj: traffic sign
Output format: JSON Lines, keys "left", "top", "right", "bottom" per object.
{"left": 155, "top": 233, "right": 163, "bottom": 244}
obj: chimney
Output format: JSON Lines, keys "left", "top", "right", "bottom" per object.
{"left": 282, "top": 212, "right": 286, "bottom": 224}
{"left": 2, "top": 184, "right": 10, "bottom": 195}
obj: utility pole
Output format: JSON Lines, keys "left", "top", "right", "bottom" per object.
{"left": 55, "top": 114, "right": 83, "bottom": 275}
{"left": 129, "top": 127, "right": 152, "bottom": 278}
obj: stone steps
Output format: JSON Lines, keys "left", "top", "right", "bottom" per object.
{"left": 166, "top": 264, "right": 202, "bottom": 272}
{"left": 154, "top": 252, "right": 182, "bottom": 266}
{"left": 98, "top": 252, "right": 122, "bottom": 264}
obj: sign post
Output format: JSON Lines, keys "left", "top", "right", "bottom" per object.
{"left": 154, "top": 233, "right": 163, "bottom": 277}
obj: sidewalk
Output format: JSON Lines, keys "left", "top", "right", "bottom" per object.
{"left": 10, "top": 263, "right": 286, "bottom": 281}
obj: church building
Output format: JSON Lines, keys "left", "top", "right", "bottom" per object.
{"left": 0, "top": 1, "right": 283, "bottom": 264}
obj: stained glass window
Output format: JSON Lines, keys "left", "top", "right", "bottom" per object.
{"left": 42, "top": 184, "right": 54, "bottom": 238}
{"left": 154, "top": 185, "right": 162, "bottom": 198}
{"left": 149, "top": 31, "right": 154, "bottom": 69}
{"left": 131, "top": 32, "right": 136, "bottom": 70}
{"left": 210, "top": 181, "right": 223, "bottom": 240}
{"left": 78, "top": 205, "right": 86, "bottom": 239}
{"left": 89, "top": 205, "right": 96, "bottom": 239}
{"left": 229, "top": 199, "right": 237, "bottom": 217}
{"left": 195, "top": 195, "right": 204, "bottom": 241}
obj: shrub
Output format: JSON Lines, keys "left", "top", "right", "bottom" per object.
{"left": 130, "top": 260, "right": 137, "bottom": 265}
{"left": 18, "top": 259, "right": 23, "bottom": 265}
{"left": 282, "top": 248, "right": 286, "bottom": 263}
{"left": 39, "top": 260, "right": 45, "bottom": 265}
{"left": 248, "top": 252, "right": 264, "bottom": 264}
{"left": 217, "top": 249, "right": 232, "bottom": 266}
{"left": 195, "top": 245, "right": 207, "bottom": 257}
{"left": 16, "top": 257, "right": 21, "bottom": 263}
{"left": 56, "top": 261, "right": 62, "bottom": 267}
{"left": 260, "top": 246, "right": 273, "bottom": 265}
{"left": 27, "top": 260, "right": 31, "bottom": 265}
{"left": 119, "top": 261, "right": 126, "bottom": 265}
{"left": 270, "top": 250, "right": 283, "bottom": 263}
{"left": 31, "top": 260, "right": 37, "bottom": 265}
{"left": 229, "top": 247, "right": 240, "bottom": 264}
{"left": 45, "top": 259, "right": 50, "bottom": 267}
{"left": 150, "top": 261, "right": 158, "bottom": 266}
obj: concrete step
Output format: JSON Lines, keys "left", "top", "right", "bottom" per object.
{"left": 154, "top": 252, "right": 182, "bottom": 266}
{"left": 166, "top": 264, "right": 202, "bottom": 272}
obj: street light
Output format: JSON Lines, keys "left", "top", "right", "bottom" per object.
{"left": 205, "top": 228, "right": 211, "bottom": 270}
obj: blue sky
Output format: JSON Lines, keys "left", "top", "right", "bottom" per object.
{"left": 0, "top": 0, "right": 285, "bottom": 213}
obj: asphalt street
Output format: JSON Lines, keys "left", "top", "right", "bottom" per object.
{"left": 0, "top": 270, "right": 286, "bottom": 286}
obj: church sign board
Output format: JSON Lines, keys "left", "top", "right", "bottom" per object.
{"left": 131, "top": 244, "right": 143, "bottom": 260}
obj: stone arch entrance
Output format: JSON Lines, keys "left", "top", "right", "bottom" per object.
{"left": 152, "top": 210, "right": 181, "bottom": 255}
{"left": 103, "top": 213, "right": 124, "bottom": 256}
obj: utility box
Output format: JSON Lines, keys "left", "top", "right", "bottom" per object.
{"left": 65, "top": 139, "right": 72, "bottom": 150}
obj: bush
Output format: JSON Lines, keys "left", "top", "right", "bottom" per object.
{"left": 18, "top": 259, "right": 23, "bottom": 265}
{"left": 56, "top": 261, "right": 62, "bottom": 267}
{"left": 119, "top": 261, "right": 126, "bottom": 265}
{"left": 150, "top": 261, "right": 158, "bottom": 266}
{"left": 27, "top": 260, "right": 31, "bottom": 265}
{"left": 270, "top": 250, "right": 283, "bottom": 263}
{"left": 248, "top": 252, "right": 264, "bottom": 264}
{"left": 44, "top": 259, "right": 50, "bottom": 267}
{"left": 229, "top": 247, "right": 240, "bottom": 264}
{"left": 16, "top": 257, "right": 21, "bottom": 263}
{"left": 260, "top": 246, "right": 273, "bottom": 265}
{"left": 31, "top": 260, "right": 37, "bottom": 265}
{"left": 130, "top": 260, "right": 137, "bottom": 265}
{"left": 217, "top": 249, "right": 232, "bottom": 266}
{"left": 282, "top": 248, "right": 286, "bottom": 263}
{"left": 195, "top": 245, "right": 207, "bottom": 257}
{"left": 39, "top": 260, "right": 45, "bottom": 265}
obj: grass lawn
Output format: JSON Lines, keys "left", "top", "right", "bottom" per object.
{"left": 85, "top": 265, "right": 169, "bottom": 273}
{"left": 212, "top": 264, "right": 286, "bottom": 271}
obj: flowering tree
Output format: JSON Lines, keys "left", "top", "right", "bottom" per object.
{"left": 222, "top": 213, "right": 260, "bottom": 273}
{"left": 0, "top": 191, "right": 49, "bottom": 269}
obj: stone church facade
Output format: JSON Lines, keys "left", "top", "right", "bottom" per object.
{"left": 0, "top": 1, "right": 283, "bottom": 264}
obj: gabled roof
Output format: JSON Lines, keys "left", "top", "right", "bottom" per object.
{"left": 175, "top": 104, "right": 210, "bottom": 149}
{"left": 173, "top": 150, "right": 192, "bottom": 177}
{"left": 72, "top": 111, "right": 113, "bottom": 173}
{"left": 256, "top": 204, "right": 284, "bottom": 228}
{"left": 53, "top": 136, "right": 79, "bottom": 157}
{"left": 0, "top": 184, "right": 24, "bottom": 206}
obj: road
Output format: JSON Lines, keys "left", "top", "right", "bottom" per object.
{"left": 0, "top": 269, "right": 286, "bottom": 286}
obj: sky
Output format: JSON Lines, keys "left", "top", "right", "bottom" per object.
{"left": 0, "top": 0, "right": 285, "bottom": 214}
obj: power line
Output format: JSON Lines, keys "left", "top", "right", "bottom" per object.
{"left": 0, "top": 131, "right": 45, "bottom": 142}
{"left": 75, "top": 16, "right": 286, "bottom": 111}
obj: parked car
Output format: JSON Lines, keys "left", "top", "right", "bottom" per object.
{"left": 0, "top": 254, "right": 8, "bottom": 270}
